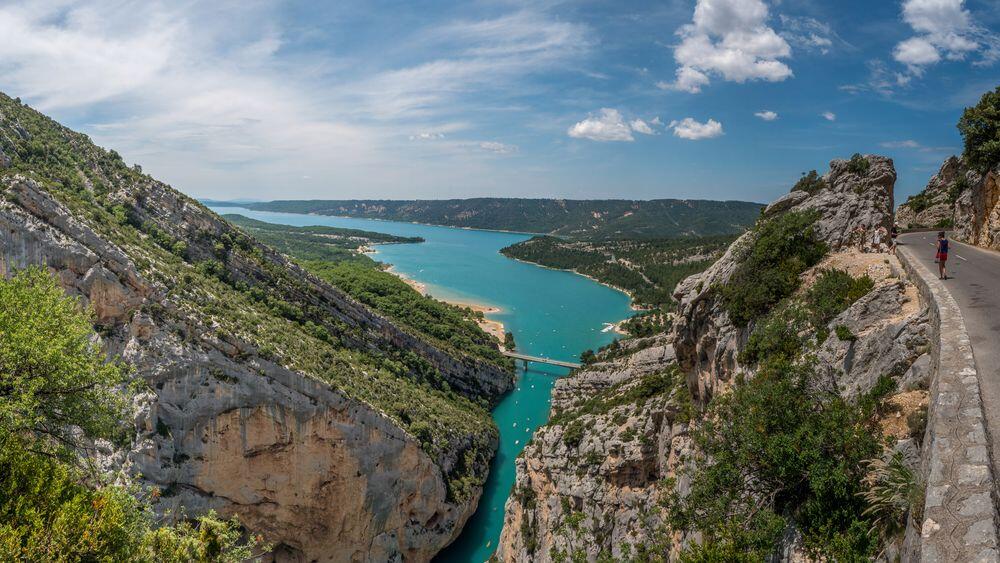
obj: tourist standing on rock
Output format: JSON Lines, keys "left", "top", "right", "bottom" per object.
{"left": 936, "top": 231, "right": 949, "bottom": 279}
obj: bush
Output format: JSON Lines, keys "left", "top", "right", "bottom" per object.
{"left": 948, "top": 176, "right": 968, "bottom": 204}
{"left": 835, "top": 325, "right": 856, "bottom": 341}
{"left": 0, "top": 268, "right": 262, "bottom": 561}
{"left": 720, "top": 211, "right": 827, "bottom": 326}
{"left": 934, "top": 218, "right": 954, "bottom": 229}
{"left": 957, "top": 85, "right": 1000, "bottom": 171}
{"left": 791, "top": 170, "right": 827, "bottom": 194}
{"left": 859, "top": 451, "right": 922, "bottom": 544}
{"left": 805, "top": 269, "right": 873, "bottom": 330}
{"left": 847, "top": 153, "right": 871, "bottom": 175}
{"left": 904, "top": 192, "right": 934, "bottom": 214}
{"left": 668, "top": 360, "right": 882, "bottom": 559}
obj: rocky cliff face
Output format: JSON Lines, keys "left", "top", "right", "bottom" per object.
{"left": 497, "top": 156, "right": 929, "bottom": 561}
{"left": 0, "top": 94, "right": 513, "bottom": 562}
{"left": 896, "top": 156, "right": 1000, "bottom": 251}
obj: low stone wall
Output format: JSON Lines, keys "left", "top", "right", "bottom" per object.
{"left": 897, "top": 246, "right": 1000, "bottom": 561}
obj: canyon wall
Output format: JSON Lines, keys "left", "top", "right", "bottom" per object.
{"left": 497, "top": 156, "right": 930, "bottom": 561}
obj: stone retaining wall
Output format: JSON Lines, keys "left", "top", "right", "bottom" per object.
{"left": 897, "top": 246, "right": 1000, "bottom": 561}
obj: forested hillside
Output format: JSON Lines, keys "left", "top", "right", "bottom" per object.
{"left": 227, "top": 198, "right": 763, "bottom": 239}
{"left": 501, "top": 235, "right": 736, "bottom": 311}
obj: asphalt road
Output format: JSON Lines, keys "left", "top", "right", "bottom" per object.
{"left": 898, "top": 232, "right": 1000, "bottom": 462}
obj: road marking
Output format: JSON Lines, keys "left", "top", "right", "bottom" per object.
{"left": 924, "top": 242, "right": 966, "bottom": 261}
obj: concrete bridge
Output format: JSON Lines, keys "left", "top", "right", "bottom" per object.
{"left": 502, "top": 350, "right": 582, "bottom": 369}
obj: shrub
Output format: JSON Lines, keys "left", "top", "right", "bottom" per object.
{"left": 835, "top": 325, "right": 856, "bottom": 341}
{"left": 805, "top": 269, "right": 874, "bottom": 330}
{"left": 957, "top": 85, "right": 1000, "bottom": 171}
{"left": 739, "top": 304, "right": 808, "bottom": 365}
{"left": 667, "top": 360, "right": 882, "bottom": 559}
{"left": 948, "top": 176, "right": 968, "bottom": 204}
{"left": 847, "top": 153, "right": 871, "bottom": 175}
{"left": 792, "top": 170, "right": 827, "bottom": 194}
{"left": 933, "top": 218, "right": 954, "bottom": 229}
{"left": 859, "top": 451, "right": 922, "bottom": 544}
{"left": 720, "top": 210, "right": 827, "bottom": 326}
{"left": 904, "top": 192, "right": 934, "bottom": 214}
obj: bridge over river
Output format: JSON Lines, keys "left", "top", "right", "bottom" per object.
{"left": 501, "top": 350, "right": 582, "bottom": 369}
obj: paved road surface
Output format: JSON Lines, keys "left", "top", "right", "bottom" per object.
{"left": 898, "top": 232, "right": 1000, "bottom": 472}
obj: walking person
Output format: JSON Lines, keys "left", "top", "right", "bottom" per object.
{"left": 936, "top": 231, "right": 949, "bottom": 280}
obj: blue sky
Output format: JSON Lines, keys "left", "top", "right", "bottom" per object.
{"left": 1, "top": 0, "right": 998, "bottom": 204}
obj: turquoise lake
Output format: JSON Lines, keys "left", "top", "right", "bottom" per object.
{"left": 209, "top": 207, "right": 634, "bottom": 562}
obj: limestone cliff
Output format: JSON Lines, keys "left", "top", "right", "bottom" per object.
{"left": 896, "top": 155, "right": 1000, "bottom": 251}
{"left": 0, "top": 93, "right": 513, "bottom": 561}
{"left": 497, "top": 156, "right": 929, "bottom": 561}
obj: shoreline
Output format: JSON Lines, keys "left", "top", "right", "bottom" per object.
{"left": 500, "top": 254, "right": 647, "bottom": 312}
{"left": 385, "top": 265, "right": 508, "bottom": 345}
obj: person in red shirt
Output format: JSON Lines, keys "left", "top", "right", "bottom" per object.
{"left": 936, "top": 231, "right": 949, "bottom": 280}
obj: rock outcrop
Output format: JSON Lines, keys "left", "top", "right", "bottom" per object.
{"left": 497, "top": 155, "right": 929, "bottom": 562}
{"left": 0, "top": 93, "right": 513, "bottom": 562}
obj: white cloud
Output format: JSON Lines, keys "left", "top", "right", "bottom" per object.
{"left": 778, "top": 15, "right": 841, "bottom": 55}
{"left": 821, "top": 111, "right": 836, "bottom": 121}
{"left": 568, "top": 109, "right": 663, "bottom": 142}
{"left": 754, "top": 110, "right": 778, "bottom": 121}
{"left": 630, "top": 118, "right": 656, "bottom": 135}
{"left": 568, "top": 108, "right": 634, "bottom": 142}
{"left": 893, "top": 0, "right": 997, "bottom": 75}
{"left": 478, "top": 141, "right": 518, "bottom": 154}
{"left": 0, "top": 2, "right": 593, "bottom": 199}
{"left": 669, "top": 118, "right": 723, "bottom": 140}
{"left": 664, "top": 0, "right": 792, "bottom": 93}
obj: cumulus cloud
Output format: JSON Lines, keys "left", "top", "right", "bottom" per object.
{"left": 568, "top": 109, "right": 660, "bottom": 142}
{"left": 669, "top": 118, "right": 724, "bottom": 140}
{"left": 664, "top": 0, "right": 792, "bottom": 93}
{"left": 754, "top": 110, "right": 778, "bottom": 121}
{"left": 893, "top": 0, "right": 998, "bottom": 75}
{"left": 568, "top": 109, "right": 634, "bottom": 141}
{"left": 821, "top": 111, "right": 836, "bottom": 121}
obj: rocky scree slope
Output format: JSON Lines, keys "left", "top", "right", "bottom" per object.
{"left": 0, "top": 93, "right": 513, "bottom": 562}
{"left": 497, "top": 155, "right": 933, "bottom": 561}
{"left": 897, "top": 155, "right": 1000, "bottom": 250}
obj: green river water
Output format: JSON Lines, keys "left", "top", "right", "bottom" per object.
{"left": 209, "top": 207, "right": 634, "bottom": 562}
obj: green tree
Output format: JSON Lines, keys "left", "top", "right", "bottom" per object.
{"left": 0, "top": 267, "right": 129, "bottom": 456}
{"left": 958, "top": 85, "right": 1000, "bottom": 171}
{"left": 0, "top": 268, "right": 263, "bottom": 561}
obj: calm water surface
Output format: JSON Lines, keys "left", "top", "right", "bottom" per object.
{"left": 209, "top": 207, "right": 633, "bottom": 562}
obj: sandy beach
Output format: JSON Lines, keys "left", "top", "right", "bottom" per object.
{"left": 387, "top": 267, "right": 508, "bottom": 345}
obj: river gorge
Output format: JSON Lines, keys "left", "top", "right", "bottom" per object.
{"left": 209, "top": 207, "right": 634, "bottom": 561}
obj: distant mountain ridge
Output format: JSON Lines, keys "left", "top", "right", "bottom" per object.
{"left": 217, "top": 197, "right": 764, "bottom": 239}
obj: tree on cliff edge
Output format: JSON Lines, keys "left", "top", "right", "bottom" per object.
{"left": 958, "top": 85, "right": 1000, "bottom": 172}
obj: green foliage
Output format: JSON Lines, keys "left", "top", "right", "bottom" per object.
{"left": 720, "top": 210, "right": 827, "bottom": 326}
{"left": 0, "top": 268, "right": 260, "bottom": 561}
{"left": 847, "top": 153, "right": 871, "bottom": 175}
{"left": 835, "top": 325, "right": 856, "bottom": 341}
{"left": 791, "top": 170, "right": 827, "bottom": 194}
{"left": 501, "top": 235, "right": 737, "bottom": 309}
{"left": 0, "top": 92, "right": 499, "bottom": 504}
{"left": 739, "top": 303, "right": 809, "bottom": 365}
{"left": 948, "top": 176, "right": 969, "bottom": 204}
{"left": 0, "top": 267, "right": 129, "bottom": 455}
{"left": 957, "top": 85, "right": 1000, "bottom": 171}
{"left": 303, "top": 260, "right": 509, "bottom": 369}
{"left": 0, "top": 443, "right": 262, "bottom": 562}
{"left": 934, "top": 218, "right": 954, "bottom": 229}
{"left": 667, "top": 360, "right": 883, "bottom": 560}
{"left": 859, "top": 451, "right": 922, "bottom": 544}
{"left": 903, "top": 191, "right": 935, "bottom": 214}
{"left": 907, "top": 405, "right": 928, "bottom": 443}
{"left": 805, "top": 269, "right": 874, "bottom": 329}
{"left": 504, "top": 331, "right": 516, "bottom": 351}
{"left": 223, "top": 214, "right": 421, "bottom": 266}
